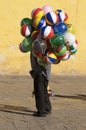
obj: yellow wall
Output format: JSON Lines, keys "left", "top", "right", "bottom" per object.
{"left": 0, "top": 0, "right": 86, "bottom": 75}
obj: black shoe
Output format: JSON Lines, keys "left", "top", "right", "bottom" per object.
{"left": 44, "top": 109, "right": 51, "bottom": 114}
{"left": 33, "top": 111, "right": 46, "bottom": 117}
{"left": 44, "top": 110, "right": 51, "bottom": 114}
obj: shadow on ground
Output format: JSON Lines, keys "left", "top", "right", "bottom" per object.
{"left": 53, "top": 94, "right": 86, "bottom": 101}
{"left": 0, "top": 94, "right": 86, "bottom": 116}
{"left": 0, "top": 104, "right": 35, "bottom": 116}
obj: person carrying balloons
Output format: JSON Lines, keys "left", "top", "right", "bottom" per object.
{"left": 30, "top": 51, "right": 52, "bottom": 117}
{"left": 19, "top": 5, "right": 78, "bottom": 117}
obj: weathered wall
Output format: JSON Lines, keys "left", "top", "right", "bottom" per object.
{"left": 0, "top": 0, "right": 86, "bottom": 75}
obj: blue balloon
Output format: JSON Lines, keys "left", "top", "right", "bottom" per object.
{"left": 53, "top": 22, "right": 68, "bottom": 34}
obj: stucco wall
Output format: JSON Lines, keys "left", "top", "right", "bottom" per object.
{"left": 0, "top": 0, "right": 86, "bottom": 75}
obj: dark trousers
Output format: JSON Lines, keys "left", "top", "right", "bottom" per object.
{"left": 34, "top": 74, "right": 51, "bottom": 113}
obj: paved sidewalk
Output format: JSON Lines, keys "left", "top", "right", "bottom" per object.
{"left": 0, "top": 75, "right": 86, "bottom": 130}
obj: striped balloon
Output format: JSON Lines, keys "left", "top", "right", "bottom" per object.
{"left": 55, "top": 9, "right": 68, "bottom": 23}
{"left": 41, "top": 25, "right": 54, "bottom": 40}
{"left": 21, "top": 24, "right": 31, "bottom": 37}
{"left": 45, "top": 51, "right": 57, "bottom": 64}
{"left": 31, "top": 8, "right": 44, "bottom": 19}
{"left": 45, "top": 11, "right": 59, "bottom": 25}
{"left": 33, "top": 16, "right": 46, "bottom": 29}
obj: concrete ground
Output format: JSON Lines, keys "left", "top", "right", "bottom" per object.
{"left": 0, "top": 75, "right": 86, "bottom": 130}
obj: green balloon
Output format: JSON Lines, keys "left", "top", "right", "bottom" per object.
{"left": 58, "top": 46, "right": 67, "bottom": 56}
{"left": 69, "top": 45, "right": 75, "bottom": 50}
{"left": 49, "top": 34, "right": 64, "bottom": 48}
{"left": 70, "top": 49, "right": 77, "bottom": 55}
{"left": 21, "top": 37, "right": 33, "bottom": 52}
{"left": 69, "top": 45, "right": 77, "bottom": 55}
{"left": 20, "top": 18, "right": 33, "bottom": 26}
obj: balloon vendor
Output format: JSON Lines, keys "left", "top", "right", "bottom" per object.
{"left": 19, "top": 5, "right": 78, "bottom": 117}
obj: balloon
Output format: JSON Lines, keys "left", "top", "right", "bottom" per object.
{"left": 70, "top": 49, "right": 77, "bottom": 55}
{"left": 53, "top": 58, "right": 61, "bottom": 64}
{"left": 45, "top": 11, "right": 59, "bottom": 25}
{"left": 44, "top": 51, "right": 57, "bottom": 64}
{"left": 61, "top": 51, "right": 70, "bottom": 61}
{"left": 56, "top": 45, "right": 67, "bottom": 56}
{"left": 19, "top": 37, "right": 33, "bottom": 52}
{"left": 21, "top": 24, "right": 31, "bottom": 37}
{"left": 53, "top": 22, "right": 68, "bottom": 34}
{"left": 42, "top": 5, "right": 53, "bottom": 14}
{"left": 20, "top": 18, "right": 32, "bottom": 26}
{"left": 69, "top": 41, "right": 78, "bottom": 55}
{"left": 33, "top": 16, "right": 46, "bottom": 29}
{"left": 32, "top": 38, "right": 47, "bottom": 57}
{"left": 31, "top": 30, "right": 40, "bottom": 40}
{"left": 55, "top": 9, "right": 68, "bottom": 23}
{"left": 46, "top": 40, "right": 52, "bottom": 50}
{"left": 49, "top": 33, "right": 64, "bottom": 48}
{"left": 67, "top": 24, "right": 75, "bottom": 34}
{"left": 41, "top": 25, "right": 54, "bottom": 40}
{"left": 31, "top": 8, "right": 44, "bottom": 19}
{"left": 19, "top": 43, "right": 27, "bottom": 53}
{"left": 64, "top": 32, "right": 76, "bottom": 46}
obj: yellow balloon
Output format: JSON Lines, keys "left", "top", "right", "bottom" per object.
{"left": 67, "top": 24, "right": 75, "bottom": 34}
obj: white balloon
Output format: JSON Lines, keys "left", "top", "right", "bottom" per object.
{"left": 42, "top": 5, "right": 53, "bottom": 14}
{"left": 64, "top": 32, "right": 76, "bottom": 45}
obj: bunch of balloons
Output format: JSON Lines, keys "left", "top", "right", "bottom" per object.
{"left": 19, "top": 5, "right": 78, "bottom": 66}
